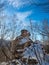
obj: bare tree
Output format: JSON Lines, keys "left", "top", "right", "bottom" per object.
{"left": 29, "top": 20, "right": 40, "bottom": 41}
{"left": 0, "top": 14, "right": 12, "bottom": 40}
{"left": 10, "top": 14, "right": 17, "bottom": 40}
{"left": 0, "top": 15, "right": 6, "bottom": 39}
{"left": 35, "top": 19, "right": 49, "bottom": 44}
{"left": 0, "top": 12, "right": 18, "bottom": 40}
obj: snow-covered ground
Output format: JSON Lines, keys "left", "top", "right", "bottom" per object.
{"left": 0, "top": 43, "right": 49, "bottom": 65}
{"left": 0, "top": 38, "right": 49, "bottom": 65}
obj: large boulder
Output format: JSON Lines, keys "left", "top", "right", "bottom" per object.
{"left": 0, "top": 39, "right": 13, "bottom": 62}
{"left": 43, "top": 45, "right": 49, "bottom": 54}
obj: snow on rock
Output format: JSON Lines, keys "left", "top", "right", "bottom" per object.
{"left": 0, "top": 38, "right": 49, "bottom": 65}
{"left": 19, "top": 37, "right": 31, "bottom": 45}
{"left": 0, "top": 62, "right": 8, "bottom": 65}
{"left": 45, "top": 54, "right": 49, "bottom": 62}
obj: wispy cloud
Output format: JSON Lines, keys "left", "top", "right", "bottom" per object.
{"left": 16, "top": 11, "right": 32, "bottom": 21}
{"left": 7, "top": 0, "right": 34, "bottom": 8}
{"left": 14, "top": 11, "right": 32, "bottom": 29}
{"left": 8, "top": 0, "right": 48, "bottom": 9}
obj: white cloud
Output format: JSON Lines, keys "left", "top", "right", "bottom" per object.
{"left": 7, "top": 0, "right": 34, "bottom": 8}
{"left": 11, "top": 11, "right": 32, "bottom": 31}
{"left": 8, "top": 0, "right": 20, "bottom": 8}
{"left": 16, "top": 11, "right": 32, "bottom": 21}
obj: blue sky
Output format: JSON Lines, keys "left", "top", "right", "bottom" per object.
{"left": 0, "top": 0, "right": 49, "bottom": 40}
{"left": 2, "top": 0, "right": 49, "bottom": 20}
{"left": 3, "top": 0, "right": 49, "bottom": 26}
